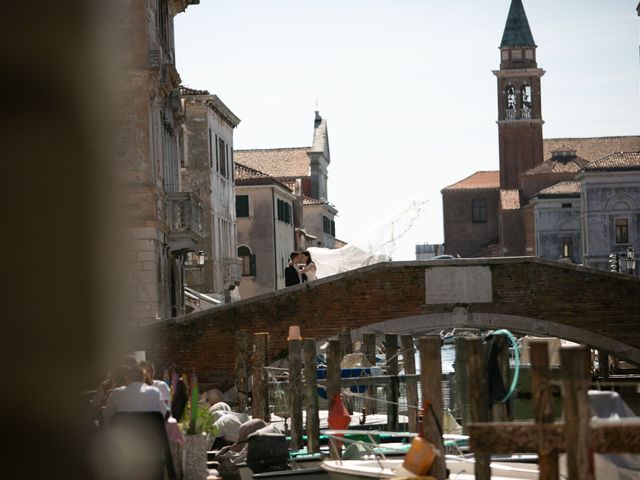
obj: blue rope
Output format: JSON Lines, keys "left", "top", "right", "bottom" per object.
{"left": 489, "top": 329, "right": 520, "bottom": 403}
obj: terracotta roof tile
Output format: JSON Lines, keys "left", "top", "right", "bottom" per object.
{"left": 583, "top": 151, "right": 640, "bottom": 172}
{"left": 442, "top": 171, "right": 500, "bottom": 191}
{"left": 521, "top": 151, "right": 590, "bottom": 175}
{"left": 543, "top": 136, "right": 640, "bottom": 162}
{"left": 234, "top": 147, "right": 311, "bottom": 178}
{"left": 500, "top": 189, "right": 521, "bottom": 210}
{"left": 536, "top": 181, "right": 581, "bottom": 198}
{"left": 234, "top": 162, "right": 292, "bottom": 191}
{"left": 179, "top": 85, "right": 210, "bottom": 96}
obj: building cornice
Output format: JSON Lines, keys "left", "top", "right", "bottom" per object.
{"left": 206, "top": 95, "right": 241, "bottom": 128}
{"left": 492, "top": 68, "right": 545, "bottom": 78}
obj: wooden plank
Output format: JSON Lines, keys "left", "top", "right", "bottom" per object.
{"left": 468, "top": 422, "right": 640, "bottom": 454}
{"left": 252, "top": 332, "right": 270, "bottom": 421}
{"left": 363, "top": 333, "right": 377, "bottom": 414}
{"left": 385, "top": 334, "right": 399, "bottom": 432}
{"left": 418, "top": 335, "right": 447, "bottom": 480}
{"left": 288, "top": 337, "right": 303, "bottom": 450}
{"left": 304, "top": 338, "right": 320, "bottom": 454}
{"left": 400, "top": 335, "right": 418, "bottom": 433}
{"left": 561, "top": 347, "right": 594, "bottom": 480}
{"left": 235, "top": 330, "right": 249, "bottom": 414}
{"left": 468, "top": 423, "right": 565, "bottom": 453}
{"left": 490, "top": 334, "right": 511, "bottom": 422}
{"left": 530, "top": 341, "right": 559, "bottom": 480}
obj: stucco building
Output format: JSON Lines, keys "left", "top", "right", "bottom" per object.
{"left": 442, "top": 0, "right": 640, "bottom": 266}
{"left": 234, "top": 163, "right": 296, "bottom": 298}
{"left": 234, "top": 111, "right": 338, "bottom": 250}
{"left": 119, "top": 0, "right": 201, "bottom": 324}
{"left": 180, "top": 87, "right": 242, "bottom": 308}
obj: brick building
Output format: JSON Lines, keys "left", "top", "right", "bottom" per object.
{"left": 120, "top": 0, "right": 201, "bottom": 324}
{"left": 442, "top": 0, "right": 640, "bottom": 262}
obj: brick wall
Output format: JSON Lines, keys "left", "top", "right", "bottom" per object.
{"left": 130, "top": 258, "right": 640, "bottom": 389}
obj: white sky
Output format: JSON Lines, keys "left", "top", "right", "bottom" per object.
{"left": 175, "top": 0, "right": 640, "bottom": 260}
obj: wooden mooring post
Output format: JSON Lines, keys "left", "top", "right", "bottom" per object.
{"left": 326, "top": 339, "right": 342, "bottom": 459}
{"left": 339, "top": 329, "right": 352, "bottom": 356}
{"left": 235, "top": 330, "right": 249, "bottom": 413}
{"left": 468, "top": 344, "right": 640, "bottom": 480}
{"left": 252, "top": 332, "right": 270, "bottom": 421}
{"left": 530, "top": 340, "right": 559, "bottom": 480}
{"left": 418, "top": 335, "right": 447, "bottom": 480}
{"left": 363, "top": 333, "right": 377, "bottom": 414}
{"left": 385, "top": 334, "right": 399, "bottom": 432}
{"left": 400, "top": 334, "right": 418, "bottom": 433}
{"left": 288, "top": 335, "right": 303, "bottom": 450}
{"left": 304, "top": 338, "right": 320, "bottom": 454}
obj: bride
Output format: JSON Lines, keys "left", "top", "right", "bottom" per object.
{"left": 299, "top": 250, "right": 317, "bottom": 282}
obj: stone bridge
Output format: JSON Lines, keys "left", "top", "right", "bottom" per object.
{"left": 131, "top": 257, "right": 640, "bottom": 389}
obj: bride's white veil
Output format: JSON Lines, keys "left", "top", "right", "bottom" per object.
{"left": 307, "top": 198, "right": 427, "bottom": 279}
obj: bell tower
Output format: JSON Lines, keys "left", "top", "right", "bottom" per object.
{"left": 493, "top": 0, "right": 544, "bottom": 190}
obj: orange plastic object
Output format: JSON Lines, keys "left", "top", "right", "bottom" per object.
{"left": 327, "top": 393, "right": 351, "bottom": 430}
{"left": 402, "top": 436, "right": 437, "bottom": 475}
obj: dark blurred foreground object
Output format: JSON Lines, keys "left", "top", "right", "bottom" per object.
{"left": 106, "top": 412, "right": 177, "bottom": 480}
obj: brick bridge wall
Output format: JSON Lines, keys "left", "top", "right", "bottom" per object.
{"left": 130, "top": 258, "right": 640, "bottom": 389}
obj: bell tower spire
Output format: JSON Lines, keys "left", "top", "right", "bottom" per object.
{"left": 493, "top": 0, "right": 545, "bottom": 190}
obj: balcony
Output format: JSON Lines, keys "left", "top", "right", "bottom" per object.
{"left": 223, "top": 257, "right": 243, "bottom": 286}
{"left": 166, "top": 192, "right": 202, "bottom": 254}
{"left": 503, "top": 106, "right": 532, "bottom": 121}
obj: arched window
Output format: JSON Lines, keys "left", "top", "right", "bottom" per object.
{"left": 506, "top": 86, "right": 516, "bottom": 110}
{"left": 521, "top": 85, "right": 532, "bottom": 118}
{"left": 238, "top": 246, "right": 256, "bottom": 276}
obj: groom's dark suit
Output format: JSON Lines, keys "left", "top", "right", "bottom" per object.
{"left": 285, "top": 263, "right": 301, "bottom": 287}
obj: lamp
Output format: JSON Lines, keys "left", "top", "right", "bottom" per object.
{"left": 197, "top": 250, "right": 205, "bottom": 266}
{"left": 626, "top": 246, "right": 636, "bottom": 275}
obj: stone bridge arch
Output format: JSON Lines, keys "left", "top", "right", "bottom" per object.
{"left": 132, "top": 257, "right": 640, "bottom": 388}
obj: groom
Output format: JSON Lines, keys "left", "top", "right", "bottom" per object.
{"left": 285, "top": 251, "right": 302, "bottom": 287}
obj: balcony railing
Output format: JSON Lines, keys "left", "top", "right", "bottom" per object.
{"left": 166, "top": 192, "right": 202, "bottom": 253}
{"left": 504, "top": 106, "right": 532, "bottom": 121}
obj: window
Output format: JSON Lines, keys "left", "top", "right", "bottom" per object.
{"left": 562, "top": 237, "right": 573, "bottom": 258}
{"left": 321, "top": 216, "right": 336, "bottom": 237}
{"left": 501, "top": 50, "right": 509, "bottom": 61}
{"left": 521, "top": 85, "right": 532, "bottom": 110}
{"left": 208, "top": 130, "right": 213, "bottom": 167}
{"left": 505, "top": 86, "right": 516, "bottom": 110}
{"left": 238, "top": 246, "right": 256, "bottom": 276}
{"left": 219, "top": 137, "right": 227, "bottom": 177}
{"left": 236, "top": 195, "right": 249, "bottom": 217}
{"left": 277, "top": 199, "right": 291, "bottom": 224}
{"left": 156, "top": 0, "right": 171, "bottom": 53}
{"left": 615, "top": 218, "right": 629, "bottom": 244}
{"left": 511, "top": 49, "right": 522, "bottom": 60}
{"left": 525, "top": 49, "right": 534, "bottom": 60}
{"left": 561, "top": 202, "right": 572, "bottom": 209}
{"left": 472, "top": 199, "right": 487, "bottom": 223}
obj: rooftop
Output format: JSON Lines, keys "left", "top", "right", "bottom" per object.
{"left": 234, "top": 147, "right": 311, "bottom": 178}
{"left": 536, "top": 181, "right": 581, "bottom": 198}
{"left": 234, "top": 162, "right": 292, "bottom": 191}
{"left": 543, "top": 136, "right": 640, "bottom": 163}
{"left": 521, "top": 151, "right": 590, "bottom": 175}
{"left": 442, "top": 171, "right": 499, "bottom": 191}
{"left": 583, "top": 151, "right": 640, "bottom": 172}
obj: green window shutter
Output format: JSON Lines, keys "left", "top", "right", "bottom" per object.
{"left": 250, "top": 254, "right": 256, "bottom": 276}
{"left": 236, "top": 195, "right": 249, "bottom": 217}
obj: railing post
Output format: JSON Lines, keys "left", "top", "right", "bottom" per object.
{"left": 385, "top": 334, "right": 399, "bottom": 432}
{"left": 252, "top": 332, "right": 270, "bottom": 421}
{"left": 363, "top": 333, "right": 377, "bottom": 414}
{"left": 327, "top": 339, "right": 342, "bottom": 459}
{"left": 418, "top": 335, "right": 447, "bottom": 480}
{"left": 288, "top": 336, "right": 303, "bottom": 450}
{"left": 304, "top": 338, "right": 320, "bottom": 454}
{"left": 400, "top": 335, "right": 418, "bottom": 433}
{"left": 530, "top": 341, "right": 559, "bottom": 480}
{"left": 561, "top": 346, "right": 594, "bottom": 480}
{"left": 235, "top": 330, "right": 249, "bottom": 413}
